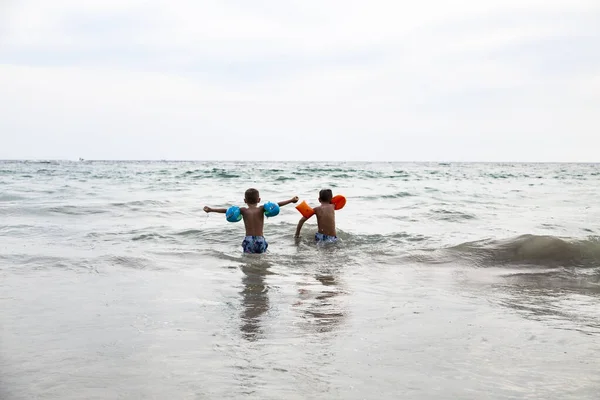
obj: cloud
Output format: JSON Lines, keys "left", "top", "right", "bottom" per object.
{"left": 1, "top": 0, "right": 599, "bottom": 161}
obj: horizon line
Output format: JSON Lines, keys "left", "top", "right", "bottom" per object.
{"left": 1, "top": 158, "right": 599, "bottom": 164}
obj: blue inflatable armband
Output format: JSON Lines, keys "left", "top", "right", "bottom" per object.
{"left": 263, "top": 201, "right": 280, "bottom": 218}
{"left": 226, "top": 206, "right": 242, "bottom": 222}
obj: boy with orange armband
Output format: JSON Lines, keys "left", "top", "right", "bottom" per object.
{"left": 294, "top": 189, "right": 345, "bottom": 243}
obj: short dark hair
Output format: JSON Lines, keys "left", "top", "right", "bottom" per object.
{"left": 245, "top": 188, "right": 260, "bottom": 204}
{"left": 319, "top": 189, "right": 333, "bottom": 203}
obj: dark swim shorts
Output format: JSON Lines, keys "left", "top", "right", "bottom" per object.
{"left": 242, "top": 236, "right": 269, "bottom": 253}
{"left": 315, "top": 232, "right": 338, "bottom": 244}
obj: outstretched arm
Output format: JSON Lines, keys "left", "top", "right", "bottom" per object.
{"left": 278, "top": 196, "right": 299, "bottom": 207}
{"left": 294, "top": 216, "right": 310, "bottom": 237}
{"left": 203, "top": 206, "right": 227, "bottom": 213}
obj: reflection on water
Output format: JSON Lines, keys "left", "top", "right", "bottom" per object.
{"left": 294, "top": 247, "right": 350, "bottom": 335}
{"left": 302, "top": 272, "right": 346, "bottom": 334}
{"left": 237, "top": 249, "right": 350, "bottom": 341}
{"left": 239, "top": 259, "right": 272, "bottom": 341}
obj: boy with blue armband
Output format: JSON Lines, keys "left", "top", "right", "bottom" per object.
{"left": 204, "top": 188, "right": 298, "bottom": 253}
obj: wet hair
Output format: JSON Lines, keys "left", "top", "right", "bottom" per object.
{"left": 319, "top": 189, "right": 333, "bottom": 203}
{"left": 245, "top": 188, "right": 260, "bottom": 205}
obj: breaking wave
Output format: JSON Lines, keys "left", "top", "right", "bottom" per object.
{"left": 444, "top": 234, "right": 600, "bottom": 268}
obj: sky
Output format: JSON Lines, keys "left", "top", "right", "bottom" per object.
{"left": 0, "top": 0, "right": 599, "bottom": 161}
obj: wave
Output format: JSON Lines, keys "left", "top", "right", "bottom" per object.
{"left": 47, "top": 205, "right": 108, "bottom": 215}
{"left": 174, "top": 229, "right": 204, "bottom": 237}
{"left": 296, "top": 167, "right": 348, "bottom": 174}
{"left": 485, "top": 173, "right": 518, "bottom": 179}
{"left": 361, "top": 192, "right": 414, "bottom": 200}
{"left": 0, "top": 254, "right": 101, "bottom": 273}
{"left": 111, "top": 199, "right": 171, "bottom": 208}
{"left": 288, "top": 169, "right": 413, "bottom": 180}
{"left": 131, "top": 233, "right": 170, "bottom": 241}
{"left": 181, "top": 168, "right": 240, "bottom": 179}
{"left": 23, "top": 160, "right": 59, "bottom": 165}
{"left": 429, "top": 209, "right": 477, "bottom": 221}
{"left": 0, "top": 193, "right": 26, "bottom": 202}
{"left": 275, "top": 176, "right": 295, "bottom": 182}
{"left": 444, "top": 234, "right": 600, "bottom": 268}
{"left": 289, "top": 228, "right": 429, "bottom": 249}
{"left": 35, "top": 169, "right": 60, "bottom": 175}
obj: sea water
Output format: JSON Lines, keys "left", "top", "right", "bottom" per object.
{"left": 1, "top": 161, "right": 599, "bottom": 399}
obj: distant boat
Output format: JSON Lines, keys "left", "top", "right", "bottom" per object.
{"left": 79, "top": 158, "right": 84, "bottom": 161}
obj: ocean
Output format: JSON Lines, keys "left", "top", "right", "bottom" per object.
{"left": 1, "top": 160, "right": 599, "bottom": 399}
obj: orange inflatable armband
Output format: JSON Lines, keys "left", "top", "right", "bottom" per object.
{"left": 295, "top": 201, "right": 315, "bottom": 218}
{"left": 332, "top": 195, "right": 346, "bottom": 210}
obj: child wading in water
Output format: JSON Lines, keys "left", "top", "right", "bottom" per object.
{"left": 294, "top": 189, "right": 338, "bottom": 243}
{"left": 204, "top": 188, "right": 298, "bottom": 253}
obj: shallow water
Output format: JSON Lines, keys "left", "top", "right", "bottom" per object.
{"left": 1, "top": 161, "right": 599, "bottom": 399}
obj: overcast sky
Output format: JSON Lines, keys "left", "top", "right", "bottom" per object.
{"left": 1, "top": 0, "right": 599, "bottom": 161}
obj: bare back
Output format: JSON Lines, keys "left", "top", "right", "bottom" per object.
{"left": 241, "top": 205, "right": 265, "bottom": 236}
{"left": 314, "top": 203, "right": 336, "bottom": 236}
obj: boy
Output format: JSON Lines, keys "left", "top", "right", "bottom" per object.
{"left": 294, "top": 189, "right": 338, "bottom": 243}
{"left": 204, "top": 188, "right": 298, "bottom": 253}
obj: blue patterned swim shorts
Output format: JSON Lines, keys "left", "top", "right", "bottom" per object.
{"left": 315, "top": 232, "right": 338, "bottom": 244}
{"left": 242, "top": 236, "right": 269, "bottom": 254}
